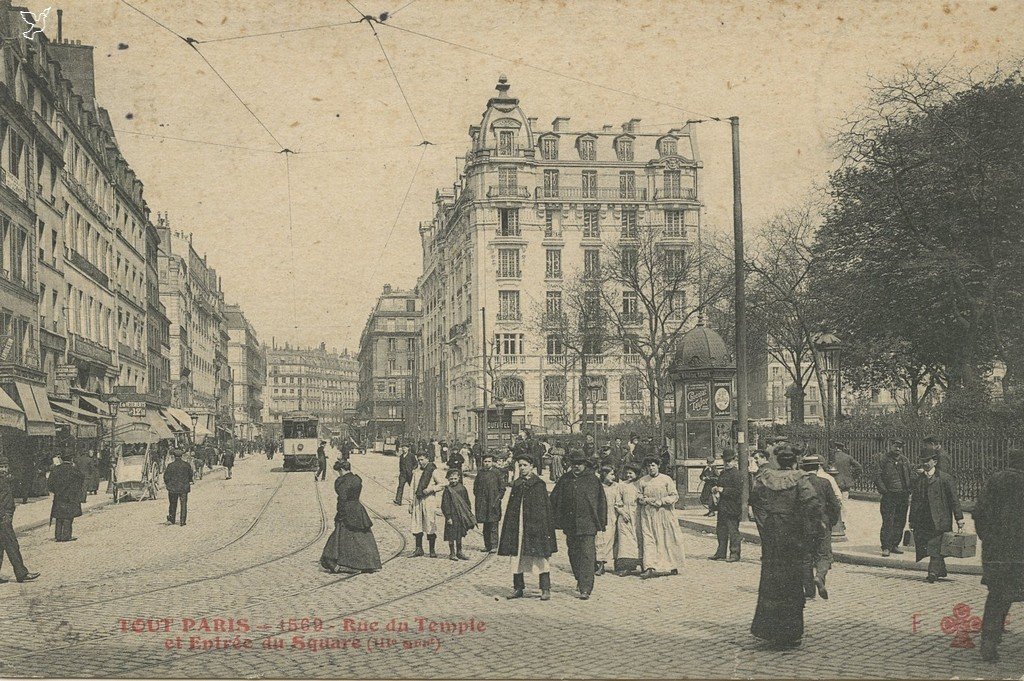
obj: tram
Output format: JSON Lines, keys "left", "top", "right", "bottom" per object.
{"left": 281, "top": 412, "right": 320, "bottom": 471}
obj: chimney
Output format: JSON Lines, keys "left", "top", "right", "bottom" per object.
{"left": 552, "top": 117, "right": 570, "bottom": 132}
{"left": 622, "top": 118, "right": 641, "bottom": 133}
{"left": 602, "top": 125, "right": 613, "bottom": 133}
{"left": 57, "top": 9, "right": 62, "bottom": 43}
{"left": 527, "top": 117, "right": 538, "bottom": 129}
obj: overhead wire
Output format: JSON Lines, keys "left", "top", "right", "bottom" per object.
{"left": 373, "top": 142, "right": 429, "bottom": 269}
{"left": 388, "top": 0, "right": 421, "bottom": 18}
{"left": 111, "top": 128, "right": 280, "bottom": 153}
{"left": 365, "top": 19, "right": 427, "bottom": 142}
{"left": 194, "top": 18, "right": 364, "bottom": 44}
{"left": 283, "top": 150, "right": 300, "bottom": 331}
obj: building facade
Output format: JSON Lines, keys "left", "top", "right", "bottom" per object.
{"left": 263, "top": 342, "right": 358, "bottom": 435}
{"left": 225, "top": 303, "right": 266, "bottom": 440}
{"left": 356, "top": 285, "right": 421, "bottom": 441}
{"left": 417, "top": 77, "right": 701, "bottom": 441}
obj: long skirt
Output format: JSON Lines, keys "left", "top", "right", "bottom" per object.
{"left": 596, "top": 528, "right": 615, "bottom": 563}
{"left": 639, "top": 506, "right": 686, "bottom": 571}
{"left": 750, "top": 532, "right": 805, "bottom": 644}
{"left": 321, "top": 522, "right": 382, "bottom": 574}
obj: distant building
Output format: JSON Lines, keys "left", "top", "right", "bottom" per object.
{"left": 356, "top": 285, "right": 421, "bottom": 442}
{"left": 225, "top": 304, "right": 266, "bottom": 440}
{"left": 264, "top": 342, "right": 357, "bottom": 435}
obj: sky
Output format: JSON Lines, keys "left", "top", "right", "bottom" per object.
{"left": 47, "top": 0, "right": 1024, "bottom": 352}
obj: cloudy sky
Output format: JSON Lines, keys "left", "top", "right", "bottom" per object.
{"left": 50, "top": 0, "right": 1024, "bottom": 352}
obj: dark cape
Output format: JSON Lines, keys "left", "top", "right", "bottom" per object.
{"left": 321, "top": 473, "right": 382, "bottom": 573}
{"left": 441, "top": 483, "right": 475, "bottom": 541}
{"left": 473, "top": 467, "right": 506, "bottom": 523}
{"left": 48, "top": 462, "right": 84, "bottom": 520}
{"left": 973, "top": 467, "right": 1024, "bottom": 601}
{"left": 549, "top": 468, "right": 607, "bottom": 536}
{"left": 749, "top": 468, "right": 824, "bottom": 645}
{"left": 498, "top": 474, "right": 557, "bottom": 558}
{"left": 415, "top": 462, "right": 438, "bottom": 498}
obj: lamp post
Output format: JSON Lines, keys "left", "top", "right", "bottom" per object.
{"left": 815, "top": 333, "right": 842, "bottom": 466}
{"left": 107, "top": 397, "right": 120, "bottom": 499}
{"left": 584, "top": 376, "right": 602, "bottom": 459}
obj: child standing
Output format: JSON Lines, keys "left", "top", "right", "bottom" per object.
{"left": 441, "top": 468, "right": 475, "bottom": 560}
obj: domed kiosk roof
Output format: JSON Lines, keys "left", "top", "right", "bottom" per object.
{"left": 672, "top": 323, "right": 733, "bottom": 371}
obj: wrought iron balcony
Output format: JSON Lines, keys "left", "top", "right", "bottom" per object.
{"left": 67, "top": 249, "right": 110, "bottom": 288}
{"left": 654, "top": 187, "right": 697, "bottom": 200}
{"left": 486, "top": 185, "right": 531, "bottom": 199}
{"left": 535, "top": 186, "right": 648, "bottom": 201}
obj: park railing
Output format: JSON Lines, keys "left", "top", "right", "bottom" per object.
{"left": 751, "top": 424, "right": 1019, "bottom": 505}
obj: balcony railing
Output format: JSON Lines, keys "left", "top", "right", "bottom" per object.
{"left": 487, "top": 185, "right": 531, "bottom": 199}
{"left": 69, "top": 333, "right": 114, "bottom": 366}
{"left": 67, "top": 248, "right": 110, "bottom": 288}
{"left": 496, "top": 311, "right": 522, "bottom": 322}
{"left": 33, "top": 112, "right": 62, "bottom": 154}
{"left": 535, "top": 186, "right": 648, "bottom": 201}
{"left": 624, "top": 354, "right": 643, "bottom": 366}
{"left": 494, "top": 355, "right": 525, "bottom": 366}
{"left": 654, "top": 187, "right": 697, "bottom": 200}
{"left": 118, "top": 342, "right": 147, "bottom": 366}
{"left": 62, "top": 170, "right": 111, "bottom": 225}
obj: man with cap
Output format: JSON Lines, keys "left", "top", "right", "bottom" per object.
{"left": 47, "top": 452, "right": 84, "bottom": 542}
{"left": 800, "top": 453, "right": 842, "bottom": 599}
{"left": 909, "top": 448, "right": 964, "bottom": 583}
{"left": 829, "top": 442, "right": 862, "bottom": 502}
{"left": 394, "top": 444, "right": 417, "bottom": 505}
{"left": 164, "top": 449, "right": 194, "bottom": 526}
{"left": 922, "top": 436, "right": 953, "bottom": 476}
{"left": 0, "top": 459, "right": 39, "bottom": 583}
{"left": 873, "top": 439, "right": 913, "bottom": 557}
{"left": 315, "top": 441, "right": 328, "bottom": 482}
{"left": 750, "top": 444, "right": 824, "bottom": 648}
{"left": 498, "top": 448, "right": 556, "bottom": 601}
{"left": 710, "top": 448, "right": 743, "bottom": 562}
{"left": 473, "top": 451, "right": 506, "bottom": 553}
{"left": 973, "top": 448, "right": 1024, "bottom": 662}
{"left": 549, "top": 449, "right": 607, "bottom": 599}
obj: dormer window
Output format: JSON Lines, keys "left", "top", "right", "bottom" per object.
{"left": 578, "top": 137, "right": 596, "bottom": 161}
{"left": 498, "top": 130, "right": 515, "bottom": 156}
{"left": 659, "top": 137, "right": 678, "bottom": 157}
{"left": 540, "top": 137, "right": 559, "bottom": 160}
{"left": 615, "top": 137, "right": 634, "bottom": 162}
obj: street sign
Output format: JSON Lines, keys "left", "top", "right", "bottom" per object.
{"left": 123, "top": 401, "right": 146, "bottom": 418}
{"left": 56, "top": 364, "right": 79, "bottom": 380}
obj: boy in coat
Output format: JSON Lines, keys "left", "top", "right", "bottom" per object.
{"left": 800, "top": 454, "right": 842, "bottom": 599}
{"left": 441, "top": 469, "right": 474, "bottom": 560}
{"left": 473, "top": 452, "right": 506, "bottom": 553}
{"left": 910, "top": 450, "right": 964, "bottom": 583}
{"left": 549, "top": 451, "right": 607, "bottom": 599}
{"left": 498, "top": 451, "right": 557, "bottom": 601}
{"left": 164, "top": 450, "right": 194, "bottom": 526}
{"left": 710, "top": 448, "right": 743, "bottom": 562}
{"left": 47, "top": 453, "right": 84, "bottom": 542}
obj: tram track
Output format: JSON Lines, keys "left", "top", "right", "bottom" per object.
{"left": 117, "top": 458, "right": 494, "bottom": 677}
{"left": 0, "top": 475, "right": 330, "bottom": 668}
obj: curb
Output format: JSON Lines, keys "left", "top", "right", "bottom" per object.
{"left": 678, "top": 517, "right": 983, "bottom": 576}
{"left": 14, "top": 464, "right": 229, "bottom": 535}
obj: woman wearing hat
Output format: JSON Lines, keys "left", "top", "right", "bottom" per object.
{"left": 749, "top": 445, "right": 824, "bottom": 648}
{"left": 637, "top": 456, "right": 686, "bottom": 578}
{"left": 320, "top": 460, "right": 382, "bottom": 574}
{"left": 613, "top": 463, "right": 643, "bottom": 575}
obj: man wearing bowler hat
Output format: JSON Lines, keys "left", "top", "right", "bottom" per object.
{"left": 549, "top": 450, "right": 607, "bottom": 599}
{"left": 164, "top": 449, "right": 194, "bottom": 526}
{"left": 922, "top": 436, "right": 954, "bottom": 476}
{"left": 800, "top": 453, "right": 842, "bottom": 599}
{"left": 709, "top": 448, "right": 743, "bottom": 562}
{"left": 910, "top": 449, "right": 964, "bottom": 583}
{"left": 873, "top": 439, "right": 912, "bottom": 557}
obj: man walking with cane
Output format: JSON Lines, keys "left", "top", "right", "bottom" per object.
{"left": 164, "top": 449, "right": 193, "bottom": 527}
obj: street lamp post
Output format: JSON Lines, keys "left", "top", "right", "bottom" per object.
{"left": 107, "top": 397, "right": 120, "bottom": 500}
{"left": 815, "top": 333, "right": 842, "bottom": 466}
{"left": 584, "top": 376, "right": 602, "bottom": 459}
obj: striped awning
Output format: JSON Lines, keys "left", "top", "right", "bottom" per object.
{"left": 15, "top": 383, "right": 55, "bottom": 436}
{"left": 0, "top": 387, "right": 25, "bottom": 430}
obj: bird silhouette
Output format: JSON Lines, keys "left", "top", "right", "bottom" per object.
{"left": 20, "top": 7, "right": 50, "bottom": 40}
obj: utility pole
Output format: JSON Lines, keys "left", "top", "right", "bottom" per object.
{"left": 731, "top": 116, "right": 751, "bottom": 522}
{"left": 480, "top": 307, "right": 488, "bottom": 452}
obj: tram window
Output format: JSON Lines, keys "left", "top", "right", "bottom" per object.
{"left": 283, "top": 420, "right": 318, "bottom": 439}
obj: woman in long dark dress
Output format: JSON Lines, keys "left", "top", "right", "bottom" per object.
{"left": 749, "top": 445, "right": 824, "bottom": 648}
{"left": 321, "top": 460, "right": 382, "bottom": 574}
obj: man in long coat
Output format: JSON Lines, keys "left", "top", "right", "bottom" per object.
{"left": 800, "top": 454, "right": 842, "bottom": 599}
{"left": 164, "top": 449, "right": 194, "bottom": 526}
{"left": 473, "top": 452, "right": 506, "bottom": 553}
{"left": 47, "top": 452, "right": 84, "bottom": 542}
{"left": 909, "top": 449, "right": 964, "bottom": 583}
{"left": 409, "top": 452, "right": 446, "bottom": 558}
{"left": 0, "top": 460, "right": 39, "bottom": 582}
{"left": 873, "top": 439, "right": 912, "bottom": 557}
{"left": 750, "top": 445, "right": 824, "bottom": 648}
{"left": 973, "top": 448, "right": 1024, "bottom": 662}
{"left": 710, "top": 448, "right": 743, "bottom": 562}
{"left": 498, "top": 451, "right": 557, "bottom": 601}
{"left": 394, "top": 445, "right": 417, "bottom": 505}
{"left": 549, "top": 451, "right": 607, "bottom": 599}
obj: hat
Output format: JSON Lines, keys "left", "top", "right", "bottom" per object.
{"left": 622, "top": 463, "right": 642, "bottom": 476}
{"left": 568, "top": 450, "right": 590, "bottom": 464}
{"left": 831, "top": 441, "right": 846, "bottom": 450}
{"left": 172, "top": 449, "right": 183, "bottom": 457}
{"left": 775, "top": 445, "right": 799, "bottom": 466}
{"left": 892, "top": 439, "right": 905, "bottom": 447}
{"left": 722, "top": 448, "right": 737, "bottom": 462}
{"left": 512, "top": 450, "right": 536, "bottom": 464}
{"left": 800, "top": 454, "right": 823, "bottom": 468}
{"left": 922, "top": 435, "right": 940, "bottom": 445}
{"left": 919, "top": 450, "right": 938, "bottom": 464}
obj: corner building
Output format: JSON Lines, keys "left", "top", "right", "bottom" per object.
{"left": 418, "top": 77, "right": 701, "bottom": 441}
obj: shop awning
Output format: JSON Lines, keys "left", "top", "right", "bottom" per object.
{"left": 52, "top": 400, "right": 106, "bottom": 423}
{"left": 15, "top": 382, "right": 55, "bottom": 436}
{"left": 145, "top": 410, "right": 176, "bottom": 441}
{"left": 164, "top": 407, "right": 194, "bottom": 432}
{"left": 194, "top": 421, "right": 213, "bottom": 437}
{"left": 159, "top": 409, "right": 183, "bottom": 433}
{"left": 117, "top": 421, "right": 159, "bottom": 445}
{"left": 0, "top": 388, "right": 25, "bottom": 430}
{"left": 78, "top": 396, "right": 111, "bottom": 416}
{"left": 53, "top": 409, "right": 99, "bottom": 439}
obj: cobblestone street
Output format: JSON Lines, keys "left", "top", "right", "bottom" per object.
{"left": 0, "top": 452, "right": 1016, "bottom": 679}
